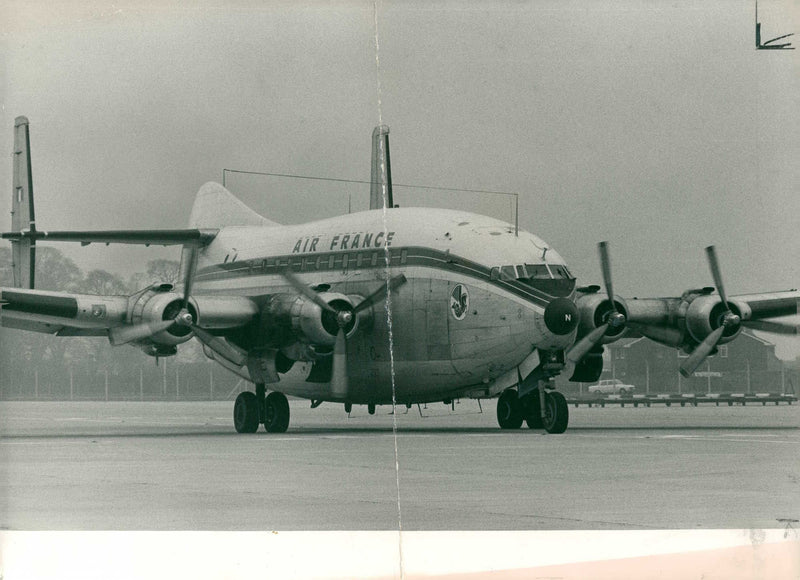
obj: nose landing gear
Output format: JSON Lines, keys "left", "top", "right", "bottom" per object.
{"left": 496, "top": 382, "right": 569, "bottom": 434}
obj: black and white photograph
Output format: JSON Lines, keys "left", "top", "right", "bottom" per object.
{"left": 1, "top": 1, "right": 798, "bottom": 578}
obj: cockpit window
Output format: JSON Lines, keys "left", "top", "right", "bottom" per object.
{"left": 500, "top": 265, "right": 517, "bottom": 281}
{"left": 490, "top": 262, "right": 575, "bottom": 297}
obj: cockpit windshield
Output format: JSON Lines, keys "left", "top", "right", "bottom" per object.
{"left": 491, "top": 262, "right": 576, "bottom": 297}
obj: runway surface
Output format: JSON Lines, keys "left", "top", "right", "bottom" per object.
{"left": 1, "top": 400, "right": 798, "bottom": 530}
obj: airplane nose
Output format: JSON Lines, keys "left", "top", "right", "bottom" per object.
{"left": 544, "top": 297, "right": 579, "bottom": 335}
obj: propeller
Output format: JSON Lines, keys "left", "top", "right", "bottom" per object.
{"left": 679, "top": 245, "right": 797, "bottom": 377}
{"left": 281, "top": 271, "right": 407, "bottom": 399}
{"left": 680, "top": 246, "right": 742, "bottom": 377}
{"left": 109, "top": 246, "right": 247, "bottom": 366}
{"left": 567, "top": 241, "right": 626, "bottom": 364}
{"left": 109, "top": 319, "right": 176, "bottom": 346}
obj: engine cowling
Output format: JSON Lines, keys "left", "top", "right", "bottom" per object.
{"left": 262, "top": 292, "right": 360, "bottom": 350}
{"left": 129, "top": 286, "right": 258, "bottom": 347}
{"left": 684, "top": 294, "right": 750, "bottom": 345}
{"left": 574, "top": 292, "right": 629, "bottom": 344}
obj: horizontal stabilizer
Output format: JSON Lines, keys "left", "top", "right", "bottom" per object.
{"left": 1, "top": 228, "right": 218, "bottom": 247}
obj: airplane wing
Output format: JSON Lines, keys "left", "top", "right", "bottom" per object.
{"left": 1, "top": 286, "right": 259, "bottom": 357}
{"left": 0, "top": 287, "right": 129, "bottom": 336}
{"left": 1, "top": 229, "right": 218, "bottom": 247}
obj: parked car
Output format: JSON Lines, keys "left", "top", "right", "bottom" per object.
{"left": 587, "top": 379, "right": 636, "bottom": 395}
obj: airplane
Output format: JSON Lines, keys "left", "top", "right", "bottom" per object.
{"left": 2, "top": 117, "right": 798, "bottom": 434}
{"left": 756, "top": 0, "right": 794, "bottom": 49}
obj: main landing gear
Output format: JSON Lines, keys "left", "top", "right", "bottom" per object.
{"left": 233, "top": 383, "right": 290, "bottom": 433}
{"left": 496, "top": 385, "right": 569, "bottom": 434}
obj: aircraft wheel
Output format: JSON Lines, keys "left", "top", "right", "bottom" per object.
{"left": 619, "top": 388, "right": 627, "bottom": 396}
{"left": 264, "top": 392, "right": 290, "bottom": 433}
{"left": 344, "top": 402, "right": 352, "bottom": 414}
{"left": 522, "top": 391, "right": 543, "bottom": 429}
{"left": 542, "top": 391, "right": 569, "bottom": 434}
{"left": 496, "top": 389, "right": 523, "bottom": 429}
{"left": 234, "top": 391, "right": 260, "bottom": 433}
{"left": 368, "top": 403, "right": 376, "bottom": 415}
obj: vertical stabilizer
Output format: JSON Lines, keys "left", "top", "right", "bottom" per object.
{"left": 369, "top": 125, "right": 393, "bottom": 210}
{"left": 11, "top": 116, "right": 35, "bottom": 288}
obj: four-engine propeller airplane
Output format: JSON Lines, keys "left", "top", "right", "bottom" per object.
{"left": 2, "top": 117, "right": 798, "bottom": 434}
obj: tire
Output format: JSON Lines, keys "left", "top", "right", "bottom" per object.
{"left": 264, "top": 392, "right": 290, "bottom": 433}
{"left": 619, "top": 388, "right": 627, "bottom": 396}
{"left": 522, "top": 391, "right": 543, "bottom": 429}
{"left": 234, "top": 391, "right": 260, "bottom": 433}
{"left": 496, "top": 389, "right": 523, "bottom": 429}
{"left": 542, "top": 391, "right": 569, "bottom": 434}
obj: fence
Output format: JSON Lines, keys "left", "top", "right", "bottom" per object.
{"left": 0, "top": 361, "right": 249, "bottom": 401}
{"left": 558, "top": 368, "right": 797, "bottom": 396}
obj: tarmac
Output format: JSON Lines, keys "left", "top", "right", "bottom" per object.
{"left": 1, "top": 400, "right": 799, "bottom": 530}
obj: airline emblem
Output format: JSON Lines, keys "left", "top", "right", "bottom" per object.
{"left": 450, "top": 284, "right": 469, "bottom": 320}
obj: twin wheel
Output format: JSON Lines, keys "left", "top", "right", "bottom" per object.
{"left": 496, "top": 388, "right": 568, "bottom": 434}
{"left": 233, "top": 390, "right": 290, "bottom": 433}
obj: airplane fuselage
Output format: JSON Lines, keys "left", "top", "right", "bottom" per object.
{"left": 193, "top": 207, "right": 578, "bottom": 404}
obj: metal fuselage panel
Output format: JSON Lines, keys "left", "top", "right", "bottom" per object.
{"left": 192, "top": 208, "right": 576, "bottom": 403}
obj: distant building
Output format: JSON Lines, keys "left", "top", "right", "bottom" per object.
{"left": 557, "top": 331, "right": 794, "bottom": 395}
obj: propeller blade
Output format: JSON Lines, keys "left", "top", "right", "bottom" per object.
{"left": 352, "top": 274, "right": 408, "bottom": 314}
{"left": 566, "top": 323, "right": 610, "bottom": 364}
{"left": 705, "top": 246, "right": 730, "bottom": 310}
{"left": 679, "top": 326, "right": 725, "bottom": 377}
{"left": 109, "top": 319, "right": 175, "bottom": 346}
{"left": 281, "top": 270, "right": 336, "bottom": 314}
{"left": 182, "top": 246, "right": 199, "bottom": 310}
{"left": 743, "top": 319, "right": 799, "bottom": 335}
{"left": 598, "top": 241, "right": 615, "bottom": 309}
{"left": 331, "top": 328, "right": 348, "bottom": 399}
{"left": 191, "top": 324, "right": 247, "bottom": 366}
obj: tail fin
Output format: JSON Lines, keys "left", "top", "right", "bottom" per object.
{"left": 369, "top": 125, "right": 393, "bottom": 210}
{"left": 11, "top": 116, "right": 35, "bottom": 288}
{"left": 188, "top": 182, "right": 280, "bottom": 228}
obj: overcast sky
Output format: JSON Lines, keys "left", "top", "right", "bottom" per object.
{"left": 1, "top": 0, "right": 798, "bottom": 354}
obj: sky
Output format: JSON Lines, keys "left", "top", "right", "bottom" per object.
{"left": 1, "top": 0, "right": 798, "bottom": 353}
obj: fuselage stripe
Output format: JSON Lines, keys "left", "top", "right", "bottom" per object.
{"left": 194, "top": 246, "right": 570, "bottom": 307}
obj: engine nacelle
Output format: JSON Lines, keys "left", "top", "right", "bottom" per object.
{"left": 684, "top": 295, "right": 750, "bottom": 345}
{"left": 263, "top": 292, "right": 359, "bottom": 349}
{"left": 574, "top": 292, "right": 629, "bottom": 344}
{"left": 130, "top": 288, "right": 195, "bottom": 346}
{"left": 129, "top": 286, "right": 258, "bottom": 347}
